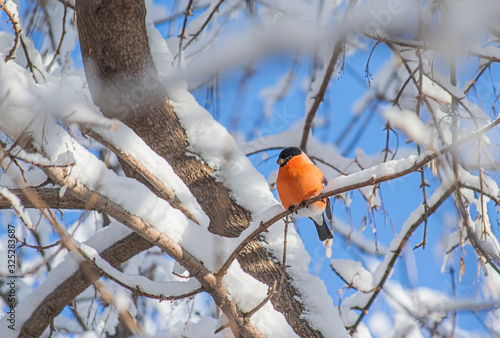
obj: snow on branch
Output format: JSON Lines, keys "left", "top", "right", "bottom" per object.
{"left": 181, "top": 0, "right": 225, "bottom": 52}
{"left": 0, "top": 187, "right": 34, "bottom": 230}
{"left": 86, "top": 121, "right": 208, "bottom": 226}
{"left": 6, "top": 145, "right": 75, "bottom": 168}
{"left": 459, "top": 169, "right": 500, "bottom": 204}
{"left": 332, "top": 217, "right": 387, "bottom": 256}
{"left": 1, "top": 0, "right": 21, "bottom": 62}
{"left": 0, "top": 221, "right": 133, "bottom": 336}
{"left": 25, "top": 111, "right": 288, "bottom": 335}
{"left": 331, "top": 258, "right": 373, "bottom": 292}
{"left": 0, "top": 52, "right": 271, "bottom": 332}
{"left": 37, "top": 156, "right": 263, "bottom": 336}
{"left": 455, "top": 187, "right": 500, "bottom": 276}
{"left": 382, "top": 283, "right": 499, "bottom": 336}
{"left": 360, "top": 34, "right": 500, "bottom": 64}
{"left": 80, "top": 242, "right": 202, "bottom": 301}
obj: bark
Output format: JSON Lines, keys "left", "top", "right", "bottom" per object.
{"left": 18, "top": 1, "right": 324, "bottom": 337}
{"left": 0, "top": 188, "right": 84, "bottom": 210}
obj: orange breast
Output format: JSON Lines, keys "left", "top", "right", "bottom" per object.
{"left": 276, "top": 155, "right": 325, "bottom": 209}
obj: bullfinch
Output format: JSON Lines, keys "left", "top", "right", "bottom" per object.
{"left": 276, "top": 147, "right": 333, "bottom": 241}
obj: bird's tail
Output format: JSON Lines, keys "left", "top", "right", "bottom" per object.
{"left": 310, "top": 215, "right": 333, "bottom": 241}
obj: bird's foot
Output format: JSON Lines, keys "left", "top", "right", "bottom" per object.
{"left": 288, "top": 205, "right": 298, "bottom": 214}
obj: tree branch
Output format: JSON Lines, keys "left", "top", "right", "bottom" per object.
{"left": 46, "top": 1, "right": 68, "bottom": 71}
{"left": 84, "top": 128, "right": 199, "bottom": 223}
{"left": 300, "top": 0, "right": 358, "bottom": 150}
{"left": 0, "top": 187, "right": 85, "bottom": 210}
{"left": 182, "top": 0, "right": 225, "bottom": 51}
{"left": 38, "top": 164, "right": 264, "bottom": 337}
{"left": 348, "top": 182, "right": 455, "bottom": 333}
{"left": 1, "top": 1, "right": 21, "bottom": 62}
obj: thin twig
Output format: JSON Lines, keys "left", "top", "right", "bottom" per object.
{"left": 361, "top": 33, "right": 500, "bottom": 64}
{"left": 214, "top": 322, "right": 231, "bottom": 335}
{"left": 20, "top": 35, "right": 45, "bottom": 82}
{"left": 364, "top": 41, "right": 380, "bottom": 86}
{"left": 392, "top": 49, "right": 447, "bottom": 147}
{"left": 182, "top": 0, "right": 225, "bottom": 51}
{"left": 15, "top": 236, "right": 61, "bottom": 251}
{"left": 241, "top": 216, "right": 290, "bottom": 319}
{"left": 177, "top": 0, "right": 194, "bottom": 68}
{"left": 463, "top": 61, "right": 492, "bottom": 95}
{"left": 244, "top": 281, "right": 278, "bottom": 319}
{"left": 414, "top": 7, "right": 430, "bottom": 250}
{"left": 280, "top": 216, "right": 289, "bottom": 290}
{"left": 83, "top": 249, "right": 204, "bottom": 301}
{"left": 69, "top": 302, "right": 88, "bottom": 332}
{"left": 450, "top": 267, "right": 457, "bottom": 338}
{"left": 46, "top": 2, "right": 68, "bottom": 71}
{"left": 455, "top": 188, "right": 500, "bottom": 275}
{"left": 300, "top": 0, "right": 358, "bottom": 150}
{"left": 154, "top": 2, "right": 209, "bottom": 25}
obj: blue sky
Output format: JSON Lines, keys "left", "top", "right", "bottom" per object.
{"left": 2, "top": 0, "right": 499, "bottom": 335}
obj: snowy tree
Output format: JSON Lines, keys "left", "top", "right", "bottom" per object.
{"left": 1, "top": 0, "right": 500, "bottom": 337}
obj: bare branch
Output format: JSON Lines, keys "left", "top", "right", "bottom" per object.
{"left": 46, "top": 2, "right": 68, "bottom": 71}
{"left": 177, "top": 0, "right": 194, "bottom": 68}
{"left": 154, "top": 2, "right": 209, "bottom": 25}
{"left": 15, "top": 236, "right": 61, "bottom": 252}
{"left": 300, "top": 0, "right": 358, "bottom": 150}
{"left": 362, "top": 33, "right": 500, "bottom": 64}
{"left": 348, "top": 182, "right": 456, "bottom": 332}
{"left": 182, "top": 0, "right": 225, "bottom": 51}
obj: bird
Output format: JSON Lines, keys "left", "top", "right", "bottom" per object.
{"left": 276, "top": 146, "right": 333, "bottom": 241}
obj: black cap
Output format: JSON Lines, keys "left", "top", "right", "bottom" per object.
{"left": 277, "top": 147, "right": 302, "bottom": 166}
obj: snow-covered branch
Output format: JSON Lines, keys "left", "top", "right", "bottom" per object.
{"left": 84, "top": 124, "right": 207, "bottom": 225}
{"left": 1, "top": 0, "right": 21, "bottom": 62}
{"left": 0, "top": 187, "right": 34, "bottom": 230}
{"left": 79, "top": 243, "right": 203, "bottom": 301}
{"left": 39, "top": 160, "right": 263, "bottom": 336}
